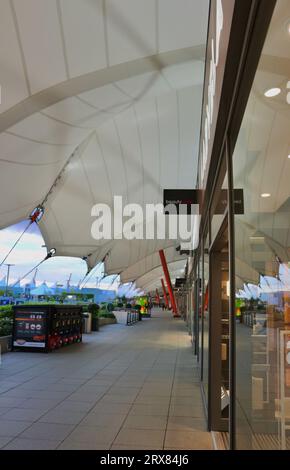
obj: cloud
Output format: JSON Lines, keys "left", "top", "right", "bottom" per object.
{"left": 0, "top": 221, "right": 118, "bottom": 288}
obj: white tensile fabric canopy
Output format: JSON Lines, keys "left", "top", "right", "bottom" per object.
{"left": 0, "top": 0, "right": 209, "bottom": 289}
{"left": 120, "top": 246, "right": 186, "bottom": 284}
{"left": 135, "top": 259, "right": 186, "bottom": 291}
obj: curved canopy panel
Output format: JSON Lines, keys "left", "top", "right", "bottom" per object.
{"left": 135, "top": 259, "right": 186, "bottom": 292}
{"left": 0, "top": 0, "right": 209, "bottom": 276}
{"left": 120, "top": 246, "right": 186, "bottom": 283}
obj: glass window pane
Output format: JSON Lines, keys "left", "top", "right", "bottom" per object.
{"left": 233, "top": 0, "right": 290, "bottom": 450}
{"left": 203, "top": 231, "right": 210, "bottom": 402}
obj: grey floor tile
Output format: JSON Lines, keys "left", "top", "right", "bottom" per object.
{"left": 111, "top": 444, "right": 162, "bottom": 450}
{"left": 165, "top": 430, "right": 213, "bottom": 450}
{"left": 44, "top": 383, "right": 80, "bottom": 393}
{"left": 130, "top": 403, "right": 169, "bottom": 416}
{"left": 114, "top": 428, "right": 165, "bottom": 448}
{"left": 169, "top": 404, "right": 205, "bottom": 418}
{"left": 3, "top": 438, "right": 60, "bottom": 450}
{"left": 26, "top": 390, "right": 71, "bottom": 400}
{"left": 0, "top": 310, "right": 212, "bottom": 451}
{"left": 53, "top": 401, "right": 94, "bottom": 413}
{"left": 80, "top": 413, "right": 126, "bottom": 428}
{"left": 39, "top": 409, "right": 86, "bottom": 425}
{"left": 20, "top": 422, "right": 75, "bottom": 441}
{"left": 20, "top": 398, "right": 62, "bottom": 411}
{"left": 91, "top": 403, "right": 132, "bottom": 415}
{"left": 76, "top": 385, "right": 109, "bottom": 394}
{"left": 0, "top": 420, "right": 32, "bottom": 437}
{"left": 123, "top": 414, "right": 167, "bottom": 430}
{"left": 0, "top": 407, "right": 12, "bottom": 416}
{"left": 0, "top": 437, "right": 13, "bottom": 449}
{"left": 1, "top": 408, "right": 47, "bottom": 422}
{"left": 2, "top": 389, "right": 34, "bottom": 398}
{"left": 109, "top": 387, "right": 140, "bottom": 396}
{"left": 98, "top": 394, "right": 136, "bottom": 405}
{"left": 67, "top": 392, "right": 104, "bottom": 403}
{"left": 0, "top": 397, "right": 27, "bottom": 408}
{"left": 171, "top": 388, "right": 200, "bottom": 397}
{"left": 58, "top": 440, "right": 111, "bottom": 450}
{"left": 135, "top": 394, "right": 171, "bottom": 405}
{"left": 68, "top": 425, "right": 119, "bottom": 444}
{"left": 167, "top": 416, "right": 207, "bottom": 432}
{"left": 139, "top": 388, "right": 172, "bottom": 397}
{"left": 58, "top": 378, "right": 86, "bottom": 385}
{"left": 171, "top": 396, "right": 203, "bottom": 406}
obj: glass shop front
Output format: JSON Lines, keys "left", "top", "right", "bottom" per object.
{"left": 189, "top": 0, "right": 290, "bottom": 450}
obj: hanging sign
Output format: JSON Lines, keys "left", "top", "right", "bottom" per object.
{"left": 163, "top": 189, "right": 200, "bottom": 215}
{"left": 163, "top": 188, "right": 243, "bottom": 215}
{"left": 175, "top": 278, "right": 186, "bottom": 288}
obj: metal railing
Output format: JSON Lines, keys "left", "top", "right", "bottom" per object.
{"left": 126, "top": 310, "right": 139, "bottom": 325}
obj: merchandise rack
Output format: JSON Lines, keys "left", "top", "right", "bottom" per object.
{"left": 12, "top": 304, "right": 82, "bottom": 352}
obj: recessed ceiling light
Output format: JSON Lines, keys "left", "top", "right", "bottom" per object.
{"left": 264, "top": 88, "right": 281, "bottom": 98}
{"left": 288, "top": 154, "right": 290, "bottom": 159}
{"left": 250, "top": 236, "right": 265, "bottom": 241}
{"left": 261, "top": 193, "right": 271, "bottom": 198}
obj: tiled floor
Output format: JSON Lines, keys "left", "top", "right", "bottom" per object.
{"left": 0, "top": 309, "right": 212, "bottom": 450}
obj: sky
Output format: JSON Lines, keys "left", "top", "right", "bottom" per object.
{"left": 0, "top": 220, "right": 118, "bottom": 289}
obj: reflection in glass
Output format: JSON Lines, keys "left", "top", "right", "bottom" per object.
{"left": 202, "top": 232, "right": 209, "bottom": 402}
{"left": 233, "top": 0, "right": 290, "bottom": 449}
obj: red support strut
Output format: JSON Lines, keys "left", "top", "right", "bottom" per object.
{"left": 161, "top": 278, "right": 169, "bottom": 310}
{"left": 159, "top": 250, "right": 179, "bottom": 317}
{"left": 155, "top": 288, "right": 160, "bottom": 306}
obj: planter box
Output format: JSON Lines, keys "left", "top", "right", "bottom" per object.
{"left": 113, "top": 310, "right": 139, "bottom": 325}
{"left": 99, "top": 317, "right": 116, "bottom": 327}
{"left": 0, "top": 335, "right": 12, "bottom": 354}
{"left": 91, "top": 317, "right": 99, "bottom": 331}
{"left": 113, "top": 310, "right": 129, "bottom": 325}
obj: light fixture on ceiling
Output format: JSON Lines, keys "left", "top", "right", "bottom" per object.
{"left": 250, "top": 236, "right": 265, "bottom": 242}
{"left": 264, "top": 88, "right": 281, "bottom": 98}
{"left": 288, "top": 154, "right": 290, "bottom": 159}
{"left": 261, "top": 193, "right": 271, "bottom": 198}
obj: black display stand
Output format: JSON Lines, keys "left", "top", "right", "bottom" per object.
{"left": 12, "top": 305, "right": 82, "bottom": 353}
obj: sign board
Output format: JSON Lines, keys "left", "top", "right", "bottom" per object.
{"left": 13, "top": 310, "right": 47, "bottom": 349}
{"left": 175, "top": 278, "right": 186, "bottom": 288}
{"left": 215, "top": 188, "right": 244, "bottom": 215}
{"left": 163, "top": 188, "right": 243, "bottom": 215}
{"left": 163, "top": 189, "right": 200, "bottom": 215}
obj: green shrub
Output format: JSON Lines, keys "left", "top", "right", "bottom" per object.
{"left": 0, "top": 306, "right": 13, "bottom": 321}
{"left": 0, "top": 318, "right": 13, "bottom": 337}
{"left": 87, "top": 303, "right": 100, "bottom": 317}
{"left": 107, "top": 303, "right": 114, "bottom": 312}
{"left": 99, "top": 312, "right": 115, "bottom": 319}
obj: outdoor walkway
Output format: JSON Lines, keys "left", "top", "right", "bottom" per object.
{"left": 0, "top": 309, "right": 212, "bottom": 450}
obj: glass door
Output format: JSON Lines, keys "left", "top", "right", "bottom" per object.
{"left": 209, "top": 218, "right": 230, "bottom": 435}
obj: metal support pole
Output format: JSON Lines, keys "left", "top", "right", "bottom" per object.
{"left": 4, "top": 264, "right": 14, "bottom": 297}
{"left": 159, "top": 250, "right": 179, "bottom": 317}
{"left": 161, "top": 278, "right": 169, "bottom": 310}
